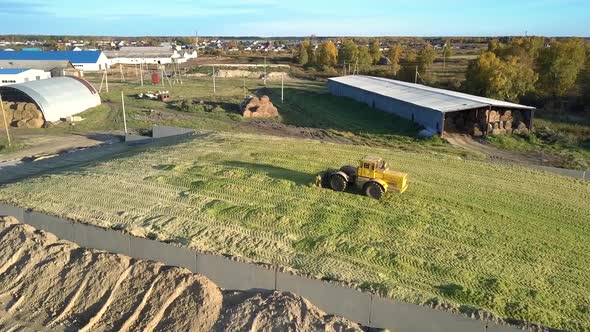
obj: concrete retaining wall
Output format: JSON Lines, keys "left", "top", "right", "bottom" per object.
{"left": 0, "top": 203, "right": 520, "bottom": 332}
{"left": 151, "top": 125, "right": 195, "bottom": 139}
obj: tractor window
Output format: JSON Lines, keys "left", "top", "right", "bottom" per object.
{"left": 363, "top": 163, "right": 371, "bottom": 169}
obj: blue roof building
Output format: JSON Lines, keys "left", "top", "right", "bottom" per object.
{"left": 0, "top": 68, "right": 29, "bottom": 75}
{"left": 0, "top": 51, "right": 109, "bottom": 72}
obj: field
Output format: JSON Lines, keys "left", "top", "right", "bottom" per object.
{"left": 1, "top": 131, "right": 589, "bottom": 331}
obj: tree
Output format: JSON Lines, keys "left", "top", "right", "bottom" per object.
{"left": 443, "top": 41, "right": 452, "bottom": 68}
{"left": 465, "top": 51, "right": 537, "bottom": 102}
{"left": 356, "top": 46, "right": 373, "bottom": 71}
{"left": 404, "top": 48, "right": 417, "bottom": 63}
{"left": 369, "top": 40, "right": 382, "bottom": 64}
{"left": 317, "top": 41, "right": 338, "bottom": 68}
{"left": 338, "top": 40, "right": 358, "bottom": 65}
{"left": 417, "top": 43, "right": 436, "bottom": 72}
{"left": 296, "top": 42, "right": 309, "bottom": 65}
{"left": 305, "top": 40, "right": 315, "bottom": 66}
{"left": 386, "top": 44, "right": 403, "bottom": 75}
{"left": 537, "top": 38, "right": 586, "bottom": 97}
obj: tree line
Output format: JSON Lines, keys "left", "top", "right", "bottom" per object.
{"left": 465, "top": 37, "right": 589, "bottom": 104}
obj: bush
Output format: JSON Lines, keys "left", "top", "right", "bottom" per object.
{"left": 211, "top": 106, "right": 225, "bottom": 113}
{"left": 228, "top": 113, "right": 244, "bottom": 122}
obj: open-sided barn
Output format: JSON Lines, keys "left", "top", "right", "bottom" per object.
{"left": 328, "top": 75, "right": 535, "bottom": 136}
{"left": 0, "top": 76, "right": 101, "bottom": 124}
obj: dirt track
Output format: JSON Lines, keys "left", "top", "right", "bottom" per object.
{"left": 444, "top": 133, "right": 557, "bottom": 166}
{"left": 0, "top": 216, "right": 363, "bottom": 332}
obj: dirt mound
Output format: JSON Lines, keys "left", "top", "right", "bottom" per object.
{"left": 215, "top": 291, "right": 362, "bottom": 332}
{"left": 0, "top": 216, "right": 222, "bottom": 332}
{"left": 241, "top": 95, "right": 279, "bottom": 118}
{"left": 0, "top": 217, "right": 363, "bottom": 332}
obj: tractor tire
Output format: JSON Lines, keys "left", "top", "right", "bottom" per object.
{"left": 339, "top": 165, "right": 357, "bottom": 177}
{"left": 364, "top": 182, "right": 385, "bottom": 200}
{"left": 329, "top": 174, "right": 348, "bottom": 192}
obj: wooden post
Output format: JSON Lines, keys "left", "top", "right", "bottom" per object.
{"left": 105, "top": 69, "right": 109, "bottom": 92}
{"left": 121, "top": 91, "right": 128, "bottom": 135}
{"left": 281, "top": 73, "right": 284, "bottom": 103}
{"left": 0, "top": 93, "right": 11, "bottom": 147}
{"left": 213, "top": 65, "right": 216, "bottom": 94}
{"left": 139, "top": 62, "right": 144, "bottom": 87}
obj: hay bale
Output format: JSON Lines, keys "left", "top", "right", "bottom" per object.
{"left": 517, "top": 122, "right": 527, "bottom": 130}
{"left": 1, "top": 109, "right": 14, "bottom": 124}
{"left": 472, "top": 125, "right": 483, "bottom": 137}
{"left": 504, "top": 121, "right": 512, "bottom": 129}
{"left": 12, "top": 109, "right": 25, "bottom": 121}
{"left": 26, "top": 118, "right": 44, "bottom": 129}
{"left": 241, "top": 95, "right": 279, "bottom": 118}
{"left": 499, "top": 121, "right": 504, "bottom": 130}
{"left": 15, "top": 120, "right": 28, "bottom": 128}
{"left": 505, "top": 128, "right": 513, "bottom": 134}
{"left": 493, "top": 122, "right": 499, "bottom": 130}
{"left": 15, "top": 102, "right": 26, "bottom": 111}
{"left": 24, "top": 103, "right": 37, "bottom": 112}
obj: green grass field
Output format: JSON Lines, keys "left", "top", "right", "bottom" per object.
{"left": 1, "top": 132, "right": 588, "bottom": 331}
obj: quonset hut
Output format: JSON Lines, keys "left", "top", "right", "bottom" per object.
{"left": 0, "top": 76, "right": 101, "bottom": 123}
{"left": 328, "top": 75, "right": 535, "bottom": 136}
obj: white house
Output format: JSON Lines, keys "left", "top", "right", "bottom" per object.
{"left": 106, "top": 46, "right": 191, "bottom": 65}
{"left": 0, "top": 68, "right": 51, "bottom": 86}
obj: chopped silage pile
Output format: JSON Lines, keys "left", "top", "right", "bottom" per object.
{"left": 0, "top": 216, "right": 363, "bottom": 332}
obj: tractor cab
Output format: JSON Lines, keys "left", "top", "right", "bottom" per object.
{"left": 358, "top": 156, "right": 388, "bottom": 178}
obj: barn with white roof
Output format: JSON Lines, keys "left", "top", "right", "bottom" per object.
{"left": 328, "top": 75, "right": 535, "bottom": 136}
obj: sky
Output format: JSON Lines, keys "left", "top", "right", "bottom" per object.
{"left": 0, "top": 0, "right": 588, "bottom": 37}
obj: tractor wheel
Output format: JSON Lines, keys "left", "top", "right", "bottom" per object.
{"left": 329, "top": 174, "right": 348, "bottom": 192}
{"left": 339, "top": 165, "right": 357, "bottom": 177}
{"left": 364, "top": 182, "right": 385, "bottom": 200}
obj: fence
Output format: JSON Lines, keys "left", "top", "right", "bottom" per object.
{"left": 528, "top": 165, "right": 588, "bottom": 181}
{"left": 0, "top": 203, "right": 519, "bottom": 332}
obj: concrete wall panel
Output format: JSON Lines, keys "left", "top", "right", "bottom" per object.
{"left": 129, "top": 236, "right": 197, "bottom": 272}
{"left": 25, "top": 210, "right": 74, "bottom": 241}
{"left": 275, "top": 272, "right": 371, "bottom": 326}
{"left": 0, "top": 203, "right": 24, "bottom": 220}
{"left": 196, "top": 253, "right": 275, "bottom": 291}
{"left": 74, "top": 224, "right": 130, "bottom": 256}
{"left": 371, "top": 295, "right": 517, "bottom": 332}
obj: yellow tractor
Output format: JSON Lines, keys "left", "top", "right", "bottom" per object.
{"left": 319, "top": 156, "right": 408, "bottom": 199}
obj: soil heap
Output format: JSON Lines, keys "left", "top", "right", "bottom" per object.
{"left": 0, "top": 216, "right": 363, "bottom": 332}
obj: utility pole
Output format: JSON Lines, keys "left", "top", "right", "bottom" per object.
{"left": 212, "top": 65, "right": 216, "bottom": 94}
{"left": 263, "top": 56, "right": 268, "bottom": 86}
{"left": 121, "top": 91, "right": 128, "bottom": 135}
{"left": 415, "top": 66, "right": 418, "bottom": 84}
{"left": 0, "top": 93, "right": 11, "bottom": 148}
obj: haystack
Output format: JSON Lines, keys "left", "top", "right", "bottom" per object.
{"left": 241, "top": 95, "right": 279, "bottom": 118}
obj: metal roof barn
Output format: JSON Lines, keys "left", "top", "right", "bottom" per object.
{"left": 328, "top": 75, "right": 534, "bottom": 134}
{"left": 0, "top": 51, "right": 102, "bottom": 63}
{"left": 0, "top": 76, "right": 101, "bottom": 122}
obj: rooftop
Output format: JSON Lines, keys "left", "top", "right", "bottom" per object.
{"left": 0, "top": 51, "right": 103, "bottom": 64}
{"left": 0, "top": 68, "right": 29, "bottom": 75}
{"left": 329, "top": 75, "right": 535, "bottom": 113}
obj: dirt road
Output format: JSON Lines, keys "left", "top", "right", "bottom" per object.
{"left": 444, "top": 133, "right": 555, "bottom": 166}
{"left": 0, "top": 133, "right": 120, "bottom": 164}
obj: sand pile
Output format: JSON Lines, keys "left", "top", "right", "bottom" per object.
{"left": 0, "top": 216, "right": 363, "bottom": 332}
{"left": 241, "top": 95, "right": 279, "bottom": 118}
{"left": 1, "top": 101, "right": 45, "bottom": 128}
